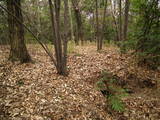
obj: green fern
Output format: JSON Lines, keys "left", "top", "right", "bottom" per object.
{"left": 96, "top": 80, "right": 106, "bottom": 91}
{"left": 108, "top": 96, "right": 125, "bottom": 112}
{"left": 96, "top": 70, "right": 128, "bottom": 112}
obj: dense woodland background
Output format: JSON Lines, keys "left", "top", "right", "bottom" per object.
{"left": 0, "top": 0, "right": 160, "bottom": 120}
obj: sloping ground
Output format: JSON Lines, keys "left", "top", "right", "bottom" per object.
{"left": 0, "top": 44, "right": 160, "bottom": 120}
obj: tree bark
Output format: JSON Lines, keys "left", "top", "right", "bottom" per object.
{"left": 69, "top": 0, "right": 74, "bottom": 41}
{"left": 119, "top": 0, "right": 122, "bottom": 41}
{"left": 110, "top": 0, "right": 119, "bottom": 41}
{"left": 63, "top": 0, "right": 69, "bottom": 75}
{"left": 123, "top": 0, "right": 130, "bottom": 41}
{"left": 71, "top": 0, "right": 83, "bottom": 45}
{"left": 7, "top": 0, "right": 31, "bottom": 63}
{"left": 92, "top": 10, "right": 96, "bottom": 42}
{"left": 49, "top": 0, "right": 62, "bottom": 74}
{"left": 49, "top": 0, "right": 68, "bottom": 75}
{"left": 95, "top": 0, "right": 100, "bottom": 50}
{"left": 100, "top": 0, "right": 108, "bottom": 49}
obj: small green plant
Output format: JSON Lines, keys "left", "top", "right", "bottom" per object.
{"left": 96, "top": 71, "right": 128, "bottom": 112}
{"left": 16, "top": 80, "right": 24, "bottom": 86}
{"left": 74, "top": 53, "right": 82, "bottom": 57}
{"left": 96, "top": 80, "right": 106, "bottom": 91}
{"left": 67, "top": 41, "right": 75, "bottom": 53}
{"left": 108, "top": 95, "right": 125, "bottom": 112}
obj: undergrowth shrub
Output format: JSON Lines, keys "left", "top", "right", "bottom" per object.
{"left": 119, "top": 39, "right": 137, "bottom": 53}
{"left": 67, "top": 41, "right": 75, "bottom": 53}
{"left": 96, "top": 70, "right": 128, "bottom": 112}
{"left": 119, "top": 0, "right": 160, "bottom": 69}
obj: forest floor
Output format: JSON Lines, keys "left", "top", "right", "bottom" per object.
{"left": 0, "top": 44, "right": 160, "bottom": 120}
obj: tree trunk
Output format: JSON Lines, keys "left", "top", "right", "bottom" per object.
{"left": 110, "top": 0, "right": 119, "bottom": 41}
{"left": 49, "top": 0, "right": 68, "bottom": 75}
{"left": 54, "top": 0, "right": 64, "bottom": 74}
{"left": 63, "top": 0, "right": 69, "bottom": 75}
{"left": 95, "top": 0, "right": 100, "bottom": 51}
{"left": 91, "top": 10, "right": 95, "bottom": 42}
{"left": 71, "top": 0, "right": 83, "bottom": 45}
{"left": 100, "top": 0, "right": 108, "bottom": 50}
{"left": 7, "top": 0, "right": 31, "bottom": 63}
{"left": 69, "top": 0, "right": 74, "bottom": 41}
{"left": 49, "top": 0, "right": 62, "bottom": 74}
{"left": 123, "top": 0, "right": 130, "bottom": 41}
{"left": 119, "top": 0, "right": 122, "bottom": 41}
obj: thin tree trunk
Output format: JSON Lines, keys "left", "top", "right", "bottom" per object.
{"left": 49, "top": 0, "right": 68, "bottom": 75}
{"left": 110, "top": 0, "right": 119, "bottom": 41}
{"left": 100, "top": 0, "right": 108, "bottom": 49}
{"left": 91, "top": 10, "right": 95, "bottom": 42}
{"left": 119, "top": 0, "right": 122, "bottom": 41}
{"left": 71, "top": 0, "right": 83, "bottom": 45}
{"left": 49, "top": 0, "right": 62, "bottom": 74}
{"left": 63, "top": 0, "right": 69, "bottom": 75}
{"left": 7, "top": 0, "right": 31, "bottom": 63}
{"left": 123, "top": 0, "right": 130, "bottom": 41}
{"left": 48, "top": 0, "right": 59, "bottom": 66}
{"left": 95, "top": 0, "right": 100, "bottom": 50}
{"left": 69, "top": 0, "right": 74, "bottom": 41}
{"left": 54, "top": 0, "right": 63, "bottom": 71}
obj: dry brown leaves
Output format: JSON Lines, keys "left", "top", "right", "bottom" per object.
{"left": 0, "top": 44, "right": 159, "bottom": 120}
